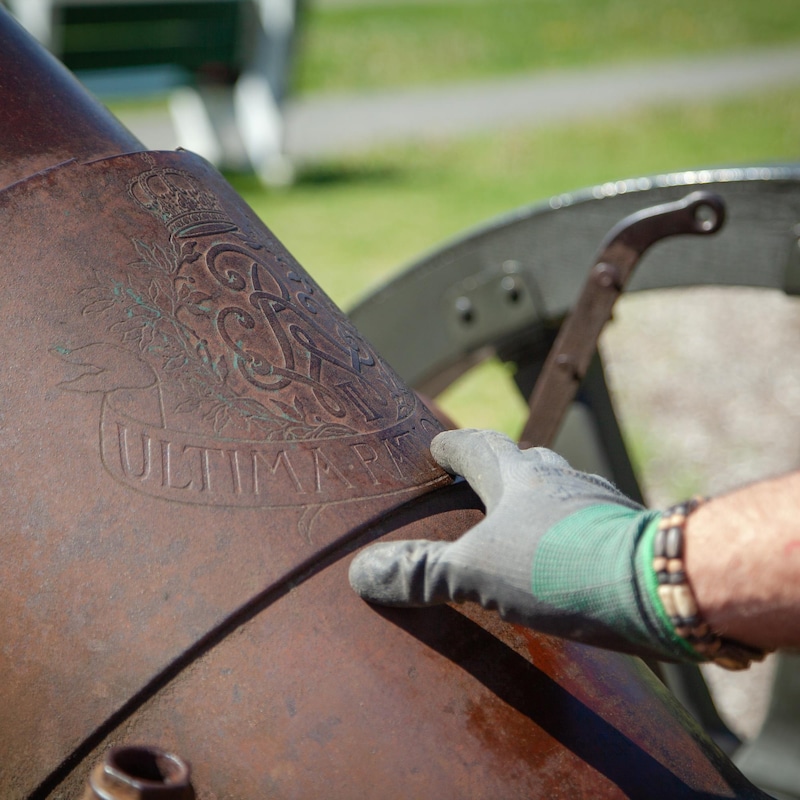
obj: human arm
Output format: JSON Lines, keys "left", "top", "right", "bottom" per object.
{"left": 684, "top": 469, "right": 800, "bottom": 652}
{"left": 349, "top": 429, "right": 798, "bottom": 668}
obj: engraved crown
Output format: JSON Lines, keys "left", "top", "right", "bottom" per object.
{"left": 130, "top": 167, "right": 237, "bottom": 238}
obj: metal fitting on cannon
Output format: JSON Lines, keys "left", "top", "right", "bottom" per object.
{"left": 83, "top": 746, "right": 194, "bottom": 800}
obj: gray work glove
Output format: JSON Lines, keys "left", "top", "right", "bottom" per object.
{"left": 349, "top": 428, "right": 701, "bottom": 663}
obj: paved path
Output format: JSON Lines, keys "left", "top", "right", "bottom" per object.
{"left": 118, "top": 45, "right": 800, "bottom": 159}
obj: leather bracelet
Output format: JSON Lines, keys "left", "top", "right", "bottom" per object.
{"left": 654, "top": 497, "right": 768, "bottom": 670}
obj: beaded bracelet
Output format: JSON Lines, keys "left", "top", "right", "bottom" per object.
{"left": 654, "top": 497, "right": 768, "bottom": 671}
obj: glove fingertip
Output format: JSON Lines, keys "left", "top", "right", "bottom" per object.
{"left": 348, "top": 540, "right": 444, "bottom": 607}
{"left": 348, "top": 543, "right": 394, "bottom": 598}
{"left": 430, "top": 429, "right": 476, "bottom": 472}
{"left": 431, "top": 428, "right": 518, "bottom": 475}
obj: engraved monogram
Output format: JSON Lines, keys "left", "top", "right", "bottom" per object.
{"left": 54, "top": 162, "right": 441, "bottom": 507}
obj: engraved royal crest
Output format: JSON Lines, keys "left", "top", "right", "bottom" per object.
{"left": 53, "top": 161, "right": 441, "bottom": 508}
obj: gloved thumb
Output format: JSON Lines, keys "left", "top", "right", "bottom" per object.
{"left": 348, "top": 539, "right": 452, "bottom": 607}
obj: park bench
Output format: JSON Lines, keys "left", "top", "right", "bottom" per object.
{"left": 6, "top": 0, "right": 298, "bottom": 184}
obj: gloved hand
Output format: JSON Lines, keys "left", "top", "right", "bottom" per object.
{"left": 349, "top": 428, "right": 701, "bottom": 663}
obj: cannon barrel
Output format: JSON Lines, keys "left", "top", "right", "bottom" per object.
{"left": 0, "top": 10, "right": 142, "bottom": 186}
{"left": 0, "top": 8, "right": 765, "bottom": 798}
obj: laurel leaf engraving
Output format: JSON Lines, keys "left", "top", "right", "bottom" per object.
{"left": 178, "top": 239, "right": 200, "bottom": 265}
{"left": 76, "top": 234, "right": 392, "bottom": 440}
{"left": 213, "top": 354, "right": 229, "bottom": 384}
{"left": 270, "top": 398, "right": 304, "bottom": 422}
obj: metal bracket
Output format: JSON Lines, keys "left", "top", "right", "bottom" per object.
{"left": 443, "top": 259, "right": 544, "bottom": 351}
{"left": 520, "top": 190, "right": 726, "bottom": 448}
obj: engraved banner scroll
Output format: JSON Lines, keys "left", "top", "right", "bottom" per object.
{"left": 51, "top": 153, "right": 448, "bottom": 508}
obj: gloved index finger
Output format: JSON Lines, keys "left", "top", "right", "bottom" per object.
{"left": 430, "top": 429, "right": 521, "bottom": 511}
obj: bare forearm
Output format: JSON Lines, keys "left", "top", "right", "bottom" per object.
{"left": 686, "top": 471, "right": 800, "bottom": 651}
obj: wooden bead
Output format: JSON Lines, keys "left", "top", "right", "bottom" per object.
{"left": 665, "top": 527, "right": 682, "bottom": 558}
{"left": 695, "top": 639, "right": 722, "bottom": 656}
{"left": 716, "top": 656, "right": 749, "bottom": 671}
{"left": 657, "top": 585, "right": 677, "bottom": 618}
{"left": 673, "top": 584, "right": 698, "bottom": 620}
{"left": 654, "top": 527, "right": 667, "bottom": 557}
{"left": 692, "top": 623, "right": 710, "bottom": 639}
{"left": 653, "top": 556, "right": 667, "bottom": 573}
{"left": 667, "top": 558, "right": 684, "bottom": 573}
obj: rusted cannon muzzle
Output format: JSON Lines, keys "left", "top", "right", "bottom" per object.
{"left": 0, "top": 8, "right": 766, "bottom": 798}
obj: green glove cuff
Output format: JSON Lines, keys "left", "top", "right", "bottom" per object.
{"left": 531, "top": 504, "right": 702, "bottom": 661}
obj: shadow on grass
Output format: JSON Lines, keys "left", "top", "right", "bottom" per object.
{"left": 297, "top": 162, "right": 404, "bottom": 187}
{"left": 223, "top": 162, "right": 405, "bottom": 193}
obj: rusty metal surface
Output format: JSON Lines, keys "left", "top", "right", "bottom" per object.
{"left": 0, "top": 7, "right": 768, "bottom": 798}
{"left": 0, "top": 11, "right": 142, "bottom": 189}
{"left": 0, "top": 147, "right": 451, "bottom": 798}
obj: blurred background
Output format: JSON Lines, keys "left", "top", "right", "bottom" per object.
{"left": 5, "top": 0, "right": 800, "bottom": 749}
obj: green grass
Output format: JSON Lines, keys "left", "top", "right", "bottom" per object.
{"left": 433, "top": 358, "right": 531, "bottom": 438}
{"left": 294, "top": 0, "right": 800, "bottom": 94}
{"left": 232, "top": 84, "right": 800, "bottom": 309}
{"left": 227, "top": 84, "right": 800, "bottom": 436}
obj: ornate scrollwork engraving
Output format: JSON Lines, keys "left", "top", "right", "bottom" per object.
{"left": 54, "top": 160, "right": 439, "bottom": 507}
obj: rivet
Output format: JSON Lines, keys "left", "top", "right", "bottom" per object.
{"left": 594, "top": 263, "right": 621, "bottom": 289}
{"left": 454, "top": 296, "right": 474, "bottom": 324}
{"left": 500, "top": 275, "right": 522, "bottom": 303}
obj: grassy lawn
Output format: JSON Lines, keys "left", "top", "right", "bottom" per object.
{"left": 295, "top": 0, "right": 800, "bottom": 94}
{"left": 232, "top": 86, "right": 800, "bottom": 308}
{"left": 252, "top": 0, "right": 800, "bottom": 461}
{"left": 98, "top": 1, "right": 800, "bottom": 495}
{"left": 94, "top": 0, "right": 790, "bottom": 490}
{"left": 227, "top": 82, "right": 800, "bottom": 454}
{"left": 235, "top": 0, "right": 800, "bottom": 309}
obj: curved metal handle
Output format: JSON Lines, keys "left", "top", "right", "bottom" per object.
{"left": 519, "top": 190, "right": 726, "bottom": 449}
